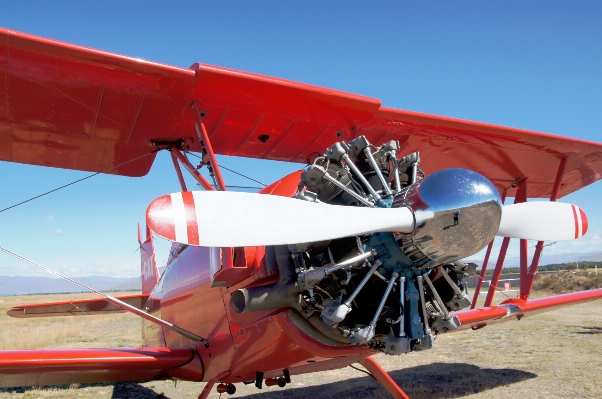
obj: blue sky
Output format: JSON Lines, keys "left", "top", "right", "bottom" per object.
{"left": 1, "top": 1, "right": 601, "bottom": 278}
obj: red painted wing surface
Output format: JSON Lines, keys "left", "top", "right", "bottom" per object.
{"left": 0, "top": 348, "right": 196, "bottom": 387}
{"left": 6, "top": 294, "right": 148, "bottom": 318}
{"left": 2, "top": 27, "right": 602, "bottom": 197}
{"left": 453, "top": 288, "right": 602, "bottom": 331}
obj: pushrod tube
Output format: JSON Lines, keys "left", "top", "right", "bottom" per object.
{"left": 344, "top": 260, "right": 382, "bottom": 306}
{"left": 422, "top": 273, "right": 451, "bottom": 320}
{"left": 324, "top": 251, "right": 376, "bottom": 274}
{"left": 364, "top": 147, "right": 392, "bottom": 197}
{"left": 323, "top": 172, "right": 374, "bottom": 207}
{"left": 369, "top": 272, "right": 399, "bottom": 327}
{"left": 416, "top": 275, "right": 431, "bottom": 335}
{"left": 341, "top": 153, "right": 381, "bottom": 201}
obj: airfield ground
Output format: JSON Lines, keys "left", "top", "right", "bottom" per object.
{"left": 0, "top": 291, "right": 600, "bottom": 399}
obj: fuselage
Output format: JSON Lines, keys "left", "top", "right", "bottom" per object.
{"left": 141, "top": 170, "right": 373, "bottom": 383}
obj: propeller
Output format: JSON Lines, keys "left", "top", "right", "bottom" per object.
{"left": 146, "top": 191, "right": 587, "bottom": 247}
{"left": 146, "top": 191, "right": 416, "bottom": 247}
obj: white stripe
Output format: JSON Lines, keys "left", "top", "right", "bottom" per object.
{"left": 170, "top": 193, "right": 188, "bottom": 244}
{"left": 575, "top": 205, "right": 583, "bottom": 238}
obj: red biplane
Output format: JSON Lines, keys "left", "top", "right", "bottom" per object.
{"left": 1, "top": 27, "right": 601, "bottom": 398}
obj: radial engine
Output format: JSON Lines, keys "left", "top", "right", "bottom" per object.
{"left": 232, "top": 136, "right": 502, "bottom": 355}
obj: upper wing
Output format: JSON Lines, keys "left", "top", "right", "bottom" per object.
{"left": 6, "top": 294, "right": 148, "bottom": 318}
{"left": 0, "top": 347, "right": 199, "bottom": 388}
{"left": 2, "top": 27, "right": 602, "bottom": 196}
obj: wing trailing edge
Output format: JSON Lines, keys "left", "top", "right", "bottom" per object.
{"left": 6, "top": 294, "right": 148, "bottom": 318}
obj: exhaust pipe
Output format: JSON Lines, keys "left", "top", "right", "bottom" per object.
{"left": 231, "top": 245, "right": 302, "bottom": 313}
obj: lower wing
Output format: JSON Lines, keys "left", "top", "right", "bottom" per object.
{"left": 0, "top": 347, "right": 199, "bottom": 388}
{"left": 453, "top": 288, "right": 602, "bottom": 331}
{"left": 6, "top": 294, "right": 148, "bottom": 318}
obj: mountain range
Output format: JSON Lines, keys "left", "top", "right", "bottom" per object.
{"left": 0, "top": 275, "right": 141, "bottom": 296}
{"left": 465, "top": 251, "right": 602, "bottom": 269}
{"left": 1, "top": 252, "right": 601, "bottom": 296}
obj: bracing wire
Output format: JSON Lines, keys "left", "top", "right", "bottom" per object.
{"left": 187, "top": 152, "right": 267, "bottom": 186}
{"left": 0, "top": 150, "right": 160, "bottom": 214}
{"left": 0, "top": 244, "right": 209, "bottom": 346}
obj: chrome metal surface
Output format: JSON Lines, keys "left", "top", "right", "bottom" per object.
{"left": 322, "top": 172, "right": 374, "bottom": 207}
{"left": 423, "top": 272, "right": 451, "bottom": 320}
{"left": 344, "top": 260, "right": 382, "bottom": 306}
{"left": 364, "top": 147, "right": 392, "bottom": 197}
{"left": 399, "top": 276, "right": 406, "bottom": 336}
{"left": 500, "top": 303, "right": 522, "bottom": 318}
{"left": 323, "top": 250, "right": 375, "bottom": 275}
{"left": 440, "top": 267, "right": 464, "bottom": 296}
{"left": 394, "top": 168, "right": 502, "bottom": 265}
{"left": 341, "top": 153, "right": 381, "bottom": 201}
{"left": 417, "top": 275, "right": 431, "bottom": 334}
{"left": 370, "top": 272, "right": 399, "bottom": 327}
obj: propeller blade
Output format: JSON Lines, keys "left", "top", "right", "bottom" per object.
{"left": 146, "top": 191, "right": 416, "bottom": 247}
{"left": 497, "top": 202, "right": 587, "bottom": 240}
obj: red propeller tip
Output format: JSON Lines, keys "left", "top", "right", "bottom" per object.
{"left": 572, "top": 205, "right": 588, "bottom": 239}
{"left": 146, "top": 193, "right": 201, "bottom": 245}
{"left": 580, "top": 207, "right": 588, "bottom": 237}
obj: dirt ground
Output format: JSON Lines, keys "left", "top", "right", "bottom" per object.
{"left": 1, "top": 291, "right": 601, "bottom": 399}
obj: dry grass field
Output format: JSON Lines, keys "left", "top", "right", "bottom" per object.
{"left": 0, "top": 290, "right": 601, "bottom": 399}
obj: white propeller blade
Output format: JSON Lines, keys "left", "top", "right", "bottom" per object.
{"left": 147, "top": 191, "right": 588, "bottom": 247}
{"left": 497, "top": 202, "right": 588, "bottom": 241}
{"left": 146, "top": 191, "right": 416, "bottom": 247}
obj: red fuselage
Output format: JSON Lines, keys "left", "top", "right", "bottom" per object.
{"left": 141, "top": 170, "right": 373, "bottom": 383}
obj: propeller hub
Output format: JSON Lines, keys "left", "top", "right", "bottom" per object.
{"left": 395, "top": 168, "right": 502, "bottom": 266}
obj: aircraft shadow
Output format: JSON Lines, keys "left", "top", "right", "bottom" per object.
{"left": 111, "top": 382, "right": 161, "bottom": 399}
{"left": 577, "top": 326, "right": 602, "bottom": 335}
{"left": 105, "top": 362, "right": 536, "bottom": 399}
{"left": 0, "top": 362, "right": 536, "bottom": 398}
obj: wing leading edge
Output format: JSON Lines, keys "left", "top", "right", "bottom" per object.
{"left": 0, "top": 347, "right": 198, "bottom": 388}
{"left": 452, "top": 288, "right": 602, "bottom": 331}
{"left": 2, "top": 27, "right": 602, "bottom": 197}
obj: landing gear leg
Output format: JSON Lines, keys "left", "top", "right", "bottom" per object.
{"left": 357, "top": 356, "right": 410, "bottom": 399}
{"left": 198, "top": 371, "right": 230, "bottom": 399}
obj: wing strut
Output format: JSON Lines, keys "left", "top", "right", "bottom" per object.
{"left": 193, "top": 102, "right": 227, "bottom": 191}
{"left": 477, "top": 156, "right": 569, "bottom": 306}
{"left": 165, "top": 107, "right": 233, "bottom": 268}
{"left": 525, "top": 157, "right": 567, "bottom": 297}
{"left": 484, "top": 180, "right": 526, "bottom": 307}
{"left": 170, "top": 148, "right": 214, "bottom": 190}
{"left": 170, "top": 151, "right": 189, "bottom": 191}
